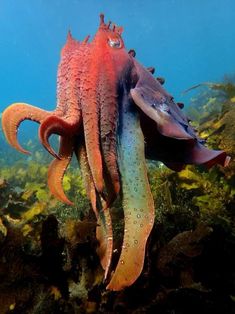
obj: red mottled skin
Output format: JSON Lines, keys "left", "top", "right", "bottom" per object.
{"left": 2, "top": 15, "right": 131, "bottom": 290}
{"left": 2, "top": 15, "right": 129, "bottom": 206}
{"left": 1, "top": 14, "right": 229, "bottom": 291}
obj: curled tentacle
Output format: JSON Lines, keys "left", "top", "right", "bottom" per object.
{"left": 39, "top": 115, "right": 81, "bottom": 159}
{"left": 2, "top": 102, "right": 50, "bottom": 154}
{"left": 47, "top": 136, "right": 74, "bottom": 205}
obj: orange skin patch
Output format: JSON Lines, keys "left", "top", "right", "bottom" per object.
{"left": 1, "top": 14, "right": 229, "bottom": 291}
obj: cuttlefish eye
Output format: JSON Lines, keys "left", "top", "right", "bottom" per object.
{"left": 108, "top": 37, "right": 123, "bottom": 48}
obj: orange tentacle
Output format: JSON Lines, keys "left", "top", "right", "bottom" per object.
{"left": 80, "top": 45, "right": 104, "bottom": 193}
{"left": 2, "top": 102, "right": 49, "bottom": 154}
{"left": 41, "top": 37, "right": 84, "bottom": 159}
{"left": 47, "top": 136, "right": 74, "bottom": 205}
{"left": 63, "top": 38, "right": 85, "bottom": 123}
{"left": 42, "top": 38, "right": 85, "bottom": 159}
{"left": 56, "top": 31, "right": 80, "bottom": 115}
{"left": 81, "top": 94, "right": 103, "bottom": 193}
{"left": 39, "top": 115, "right": 81, "bottom": 159}
{"left": 99, "top": 63, "right": 120, "bottom": 201}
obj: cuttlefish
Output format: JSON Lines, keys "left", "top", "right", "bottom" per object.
{"left": 1, "top": 15, "right": 229, "bottom": 290}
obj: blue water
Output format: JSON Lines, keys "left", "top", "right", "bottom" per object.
{"left": 0, "top": 0, "right": 235, "bottom": 141}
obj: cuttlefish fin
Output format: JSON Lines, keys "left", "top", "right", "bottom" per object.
{"left": 188, "top": 141, "right": 230, "bottom": 168}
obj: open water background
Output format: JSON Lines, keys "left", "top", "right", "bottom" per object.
{"left": 0, "top": 0, "right": 235, "bottom": 145}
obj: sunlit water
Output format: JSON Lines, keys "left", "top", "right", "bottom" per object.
{"left": 0, "top": 0, "right": 235, "bottom": 154}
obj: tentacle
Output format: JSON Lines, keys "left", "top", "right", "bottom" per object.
{"left": 81, "top": 65, "right": 104, "bottom": 193}
{"left": 56, "top": 32, "right": 74, "bottom": 115}
{"left": 107, "top": 91, "right": 155, "bottom": 291}
{"left": 47, "top": 136, "right": 74, "bottom": 205}
{"left": 64, "top": 40, "right": 85, "bottom": 121}
{"left": 75, "top": 140, "right": 113, "bottom": 280}
{"left": 39, "top": 115, "right": 81, "bottom": 159}
{"left": 62, "top": 35, "right": 104, "bottom": 192}
{"left": 99, "top": 65, "right": 120, "bottom": 202}
{"left": 77, "top": 143, "right": 97, "bottom": 216}
{"left": 43, "top": 38, "right": 84, "bottom": 158}
{"left": 96, "top": 200, "right": 113, "bottom": 280}
{"left": 2, "top": 102, "right": 50, "bottom": 154}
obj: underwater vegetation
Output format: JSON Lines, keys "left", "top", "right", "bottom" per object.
{"left": 0, "top": 78, "right": 235, "bottom": 312}
{"left": 0, "top": 17, "right": 235, "bottom": 314}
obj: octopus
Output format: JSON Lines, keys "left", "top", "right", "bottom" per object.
{"left": 1, "top": 15, "right": 229, "bottom": 291}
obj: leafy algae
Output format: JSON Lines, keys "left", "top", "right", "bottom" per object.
{"left": 0, "top": 78, "right": 235, "bottom": 313}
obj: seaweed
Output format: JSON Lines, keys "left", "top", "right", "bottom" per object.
{"left": 0, "top": 76, "right": 235, "bottom": 313}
